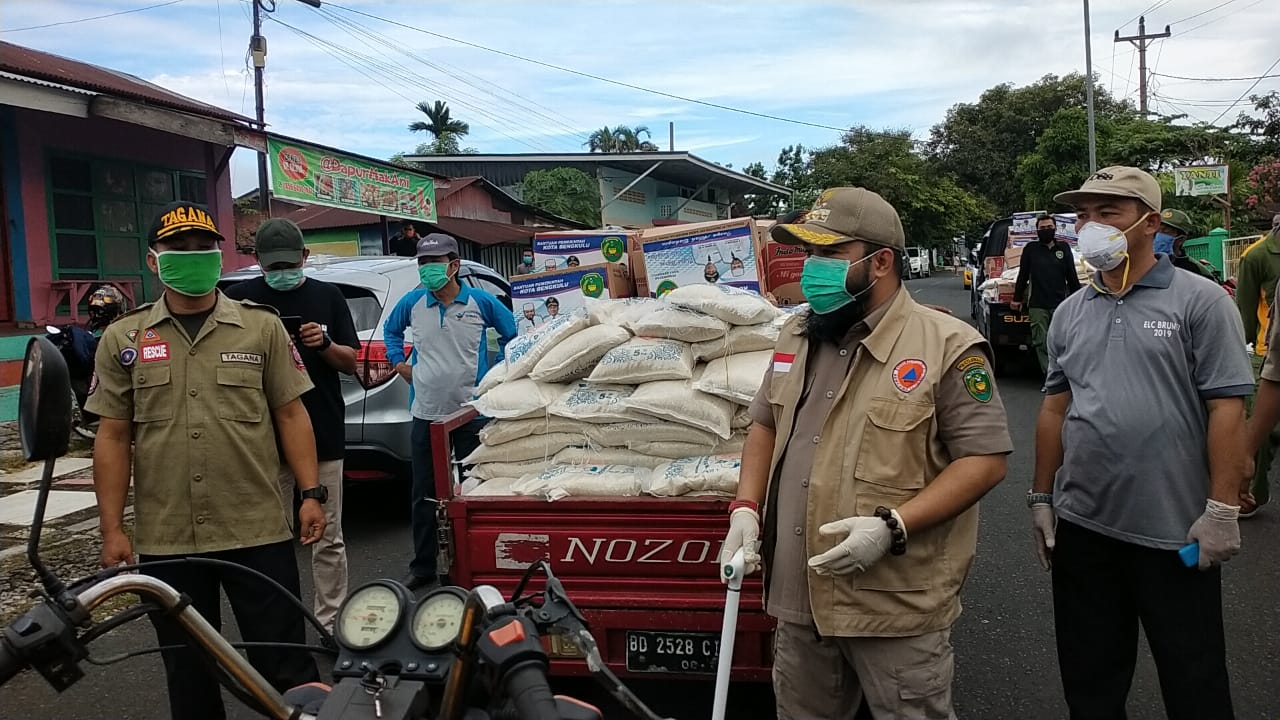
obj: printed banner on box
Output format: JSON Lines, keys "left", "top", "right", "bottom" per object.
{"left": 642, "top": 224, "right": 759, "bottom": 296}
{"left": 1008, "top": 212, "right": 1078, "bottom": 248}
{"left": 511, "top": 266, "right": 615, "bottom": 334}
{"left": 268, "top": 136, "right": 437, "bottom": 223}
{"left": 1173, "top": 165, "right": 1228, "bottom": 197}
{"left": 533, "top": 233, "right": 629, "bottom": 272}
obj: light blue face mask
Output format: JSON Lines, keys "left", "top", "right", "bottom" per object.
{"left": 1153, "top": 232, "right": 1176, "bottom": 256}
{"left": 264, "top": 268, "right": 305, "bottom": 291}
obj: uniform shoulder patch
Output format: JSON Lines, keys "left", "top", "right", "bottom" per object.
{"left": 963, "top": 364, "right": 993, "bottom": 403}
{"left": 289, "top": 341, "right": 306, "bottom": 370}
{"left": 955, "top": 355, "right": 986, "bottom": 372}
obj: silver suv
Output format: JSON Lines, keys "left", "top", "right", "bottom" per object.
{"left": 218, "top": 255, "right": 512, "bottom": 480}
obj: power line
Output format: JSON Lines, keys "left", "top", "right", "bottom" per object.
{"left": 1211, "top": 53, "right": 1280, "bottom": 124}
{"left": 1120, "top": 0, "right": 1176, "bottom": 31}
{"left": 1168, "top": 0, "right": 1238, "bottom": 25}
{"left": 1, "top": 0, "right": 185, "bottom": 33}
{"left": 1178, "top": 0, "right": 1266, "bottom": 36}
{"left": 1154, "top": 71, "right": 1280, "bottom": 81}
{"left": 323, "top": 1, "right": 858, "bottom": 135}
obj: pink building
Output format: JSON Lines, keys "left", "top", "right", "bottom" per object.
{"left": 0, "top": 41, "right": 258, "bottom": 328}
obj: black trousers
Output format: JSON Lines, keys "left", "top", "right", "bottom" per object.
{"left": 141, "top": 540, "right": 320, "bottom": 720}
{"left": 409, "top": 416, "right": 484, "bottom": 580}
{"left": 1051, "top": 520, "right": 1233, "bottom": 720}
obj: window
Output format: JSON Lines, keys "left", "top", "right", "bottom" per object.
{"left": 47, "top": 154, "right": 208, "bottom": 309}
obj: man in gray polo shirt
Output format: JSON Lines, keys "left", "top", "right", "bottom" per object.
{"left": 1030, "top": 167, "right": 1252, "bottom": 720}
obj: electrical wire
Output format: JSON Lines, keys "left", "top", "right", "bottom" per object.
{"left": 0, "top": 0, "right": 186, "bottom": 33}
{"left": 1120, "top": 0, "right": 1176, "bottom": 31}
{"left": 216, "top": 0, "right": 232, "bottom": 101}
{"left": 1168, "top": 0, "right": 1239, "bottom": 26}
{"left": 322, "top": 1, "right": 858, "bottom": 135}
{"left": 1154, "top": 71, "right": 1280, "bottom": 81}
{"left": 1211, "top": 54, "right": 1280, "bottom": 124}
{"left": 1177, "top": 0, "right": 1266, "bottom": 36}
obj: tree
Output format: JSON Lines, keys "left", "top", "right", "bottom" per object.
{"left": 517, "top": 167, "right": 602, "bottom": 227}
{"left": 584, "top": 125, "right": 660, "bottom": 153}
{"left": 409, "top": 100, "right": 470, "bottom": 140}
{"left": 1233, "top": 91, "right": 1280, "bottom": 159}
{"left": 740, "top": 161, "right": 783, "bottom": 217}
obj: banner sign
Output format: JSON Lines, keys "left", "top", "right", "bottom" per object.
{"left": 268, "top": 136, "right": 437, "bottom": 223}
{"left": 1173, "top": 165, "right": 1229, "bottom": 197}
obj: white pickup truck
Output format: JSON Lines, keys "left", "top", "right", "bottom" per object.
{"left": 905, "top": 246, "right": 930, "bottom": 278}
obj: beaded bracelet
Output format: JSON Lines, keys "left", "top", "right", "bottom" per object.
{"left": 874, "top": 506, "right": 908, "bottom": 556}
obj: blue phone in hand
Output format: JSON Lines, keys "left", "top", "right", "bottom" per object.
{"left": 1179, "top": 542, "right": 1199, "bottom": 568}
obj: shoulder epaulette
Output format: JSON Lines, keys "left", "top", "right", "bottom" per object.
{"left": 230, "top": 298, "right": 281, "bottom": 316}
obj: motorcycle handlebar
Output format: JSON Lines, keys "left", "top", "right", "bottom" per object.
{"left": 504, "top": 663, "right": 561, "bottom": 720}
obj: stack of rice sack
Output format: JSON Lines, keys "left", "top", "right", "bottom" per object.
{"left": 460, "top": 285, "right": 790, "bottom": 501}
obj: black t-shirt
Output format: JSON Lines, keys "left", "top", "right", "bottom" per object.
{"left": 391, "top": 233, "right": 418, "bottom": 257}
{"left": 1012, "top": 240, "right": 1083, "bottom": 310}
{"left": 224, "top": 277, "right": 361, "bottom": 460}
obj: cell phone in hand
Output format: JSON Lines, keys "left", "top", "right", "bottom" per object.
{"left": 280, "top": 315, "right": 303, "bottom": 337}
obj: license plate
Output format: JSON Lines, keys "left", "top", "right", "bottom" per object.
{"left": 624, "top": 631, "right": 719, "bottom": 674}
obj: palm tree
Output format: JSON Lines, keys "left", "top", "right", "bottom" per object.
{"left": 585, "top": 126, "right": 619, "bottom": 153}
{"left": 584, "top": 125, "right": 660, "bottom": 153}
{"left": 409, "top": 100, "right": 470, "bottom": 141}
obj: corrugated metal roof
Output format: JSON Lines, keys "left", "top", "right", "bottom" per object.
{"left": 0, "top": 69, "right": 95, "bottom": 95}
{"left": 0, "top": 41, "right": 252, "bottom": 125}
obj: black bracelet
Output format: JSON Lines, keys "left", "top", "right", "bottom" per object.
{"left": 874, "top": 506, "right": 908, "bottom": 556}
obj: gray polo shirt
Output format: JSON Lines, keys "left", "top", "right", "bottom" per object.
{"left": 1044, "top": 256, "right": 1253, "bottom": 549}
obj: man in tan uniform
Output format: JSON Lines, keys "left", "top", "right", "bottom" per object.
{"left": 720, "top": 188, "right": 1012, "bottom": 719}
{"left": 87, "top": 201, "right": 325, "bottom": 720}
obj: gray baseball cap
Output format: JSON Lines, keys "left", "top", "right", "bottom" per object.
{"left": 415, "top": 232, "right": 459, "bottom": 258}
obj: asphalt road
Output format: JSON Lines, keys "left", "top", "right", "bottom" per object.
{"left": 2, "top": 274, "right": 1277, "bottom": 719}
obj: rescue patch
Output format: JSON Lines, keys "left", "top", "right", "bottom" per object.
{"left": 88, "top": 371, "right": 99, "bottom": 396}
{"left": 140, "top": 342, "right": 170, "bottom": 362}
{"left": 955, "top": 355, "right": 986, "bottom": 372}
{"left": 126, "top": 329, "right": 139, "bottom": 342}
{"left": 963, "top": 365, "right": 993, "bottom": 403}
{"left": 772, "top": 352, "right": 795, "bottom": 373}
{"left": 142, "top": 328, "right": 159, "bottom": 342}
{"left": 220, "top": 352, "right": 263, "bottom": 365}
{"left": 892, "top": 359, "right": 927, "bottom": 393}
{"left": 289, "top": 342, "right": 305, "bottom": 370}
{"left": 119, "top": 347, "right": 138, "bottom": 367}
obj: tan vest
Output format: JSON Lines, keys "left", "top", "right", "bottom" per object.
{"left": 764, "top": 290, "right": 989, "bottom": 637}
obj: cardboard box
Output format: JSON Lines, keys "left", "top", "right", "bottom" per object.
{"left": 763, "top": 241, "right": 807, "bottom": 306}
{"left": 532, "top": 230, "right": 637, "bottom": 272}
{"left": 509, "top": 262, "right": 632, "bottom": 334}
{"left": 629, "top": 218, "right": 762, "bottom": 298}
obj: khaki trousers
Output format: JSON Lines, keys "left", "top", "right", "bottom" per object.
{"left": 279, "top": 460, "right": 348, "bottom": 631}
{"left": 772, "top": 620, "right": 957, "bottom": 720}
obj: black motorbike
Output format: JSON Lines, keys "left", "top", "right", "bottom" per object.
{"left": 0, "top": 336, "right": 676, "bottom": 720}
{"left": 43, "top": 323, "right": 99, "bottom": 440}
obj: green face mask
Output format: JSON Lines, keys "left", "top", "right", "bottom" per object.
{"left": 800, "top": 252, "right": 878, "bottom": 314}
{"left": 264, "top": 268, "right": 305, "bottom": 291}
{"left": 418, "top": 263, "right": 452, "bottom": 291}
{"left": 153, "top": 249, "right": 222, "bottom": 297}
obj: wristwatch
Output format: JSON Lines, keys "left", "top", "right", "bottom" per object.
{"left": 1026, "top": 491, "right": 1053, "bottom": 508}
{"left": 317, "top": 332, "right": 332, "bottom": 352}
{"left": 301, "top": 486, "right": 329, "bottom": 504}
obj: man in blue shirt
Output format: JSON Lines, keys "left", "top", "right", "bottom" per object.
{"left": 384, "top": 233, "right": 517, "bottom": 590}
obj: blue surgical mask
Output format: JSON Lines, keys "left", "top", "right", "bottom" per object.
{"left": 264, "top": 268, "right": 305, "bottom": 291}
{"left": 1153, "top": 232, "right": 1176, "bottom": 256}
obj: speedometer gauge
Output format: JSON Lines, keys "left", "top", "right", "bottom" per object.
{"left": 411, "top": 588, "right": 466, "bottom": 650}
{"left": 336, "top": 582, "right": 404, "bottom": 650}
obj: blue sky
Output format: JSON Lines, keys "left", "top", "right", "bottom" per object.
{"left": 4, "top": 0, "right": 1278, "bottom": 193}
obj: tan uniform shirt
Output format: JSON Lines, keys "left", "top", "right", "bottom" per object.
{"left": 749, "top": 288, "right": 1012, "bottom": 635}
{"left": 86, "top": 293, "right": 314, "bottom": 555}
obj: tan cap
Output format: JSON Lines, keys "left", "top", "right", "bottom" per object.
{"left": 1053, "top": 166, "right": 1162, "bottom": 213}
{"left": 771, "top": 187, "right": 905, "bottom": 250}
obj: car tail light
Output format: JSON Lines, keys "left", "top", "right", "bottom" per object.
{"left": 356, "top": 340, "right": 411, "bottom": 390}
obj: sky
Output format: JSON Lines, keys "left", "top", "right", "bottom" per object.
{"left": 3, "top": 0, "right": 1278, "bottom": 194}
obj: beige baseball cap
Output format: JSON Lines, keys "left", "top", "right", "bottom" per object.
{"left": 771, "top": 187, "right": 906, "bottom": 250}
{"left": 1053, "top": 166, "right": 1162, "bottom": 212}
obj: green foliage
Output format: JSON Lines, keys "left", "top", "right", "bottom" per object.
{"left": 585, "top": 126, "right": 660, "bottom": 152}
{"left": 517, "top": 167, "right": 602, "bottom": 227}
{"left": 409, "top": 100, "right": 470, "bottom": 140}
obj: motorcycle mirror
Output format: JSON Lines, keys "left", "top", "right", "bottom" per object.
{"left": 45, "top": 325, "right": 61, "bottom": 335}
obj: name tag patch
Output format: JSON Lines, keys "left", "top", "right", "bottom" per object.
{"left": 220, "top": 352, "right": 263, "bottom": 365}
{"left": 772, "top": 352, "right": 795, "bottom": 373}
{"left": 140, "top": 343, "right": 170, "bottom": 362}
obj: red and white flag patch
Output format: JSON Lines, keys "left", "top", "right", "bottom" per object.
{"left": 772, "top": 352, "right": 796, "bottom": 373}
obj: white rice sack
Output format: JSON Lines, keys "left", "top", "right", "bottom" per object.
{"left": 467, "top": 459, "right": 555, "bottom": 481}
{"left": 467, "top": 379, "right": 569, "bottom": 419}
{"left": 517, "top": 464, "right": 644, "bottom": 501}
{"left": 461, "top": 432, "right": 586, "bottom": 465}
{"left": 586, "top": 421, "right": 719, "bottom": 449}
{"left": 555, "top": 446, "right": 668, "bottom": 469}
{"left": 503, "top": 310, "right": 590, "bottom": 380}
{"left": 463, "top": 476, "right": 523, "bottom": 497}
{"left": 479, "top": 416, "right": 582, "bottom": 446}
{"left": 732, "top": 405, "right": 753, "bottom": 429}
{"left": 548, "top": 382, "right": 654, "bottom": 424}
{"left": 625, "top": 303, "right": 729, "bottom": 343}
{"left": 692, "top": 323, "right": 780, "bottom": 362}
{"left": 628, "top": 439, "right": 716, "bottom": 459}
{"left": 476, "top": 363, "right": 508, "bottom": 396}
{"left": 692, "top": 351, "right": 772, "bottom": 404}
{"left": 663, "top": 284, "right": 781, "bottom": 326}
{"left": 626, "top": 380, "right": 735, "bottom": 440}
{"left": 587, "top": 297, "right": 656, "bottom": 326}
{"left": 716, "top": 432, "right": 747, "bottom": 455}
{"left": 587, "top": 338, "right": 696, "bottom": 384}
{"left": 530, "top": 324, "right": 631, "bottom": 383}
{"left": 644, "top": 454, "right": 742, "bottom": 497}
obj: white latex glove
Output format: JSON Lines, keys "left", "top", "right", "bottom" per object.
{"left": 719, "top": 507, "right": 761, "bottom": 583}
{"left": 806, "top": 511, "right": 904, "bottom": 576}
{"left": 1031, "top": 503, "right": 1056, "bottom": 571}
{"left": 1186, "top": 499, "right": 1241, "bottom": 570}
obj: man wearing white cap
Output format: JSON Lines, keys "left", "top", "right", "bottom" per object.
{"left": 1031, "top": 166, "right": 1252, "bottom": 719}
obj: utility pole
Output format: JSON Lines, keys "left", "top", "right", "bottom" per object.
{"left": 250, "top": 0, "right": 322, "bottom": 214}
{"left": 1115, "top": 15, "right": 1170, "bottom": 116}
{"left": 1083, "top": 0, "right": 1097, "bottom": 172}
